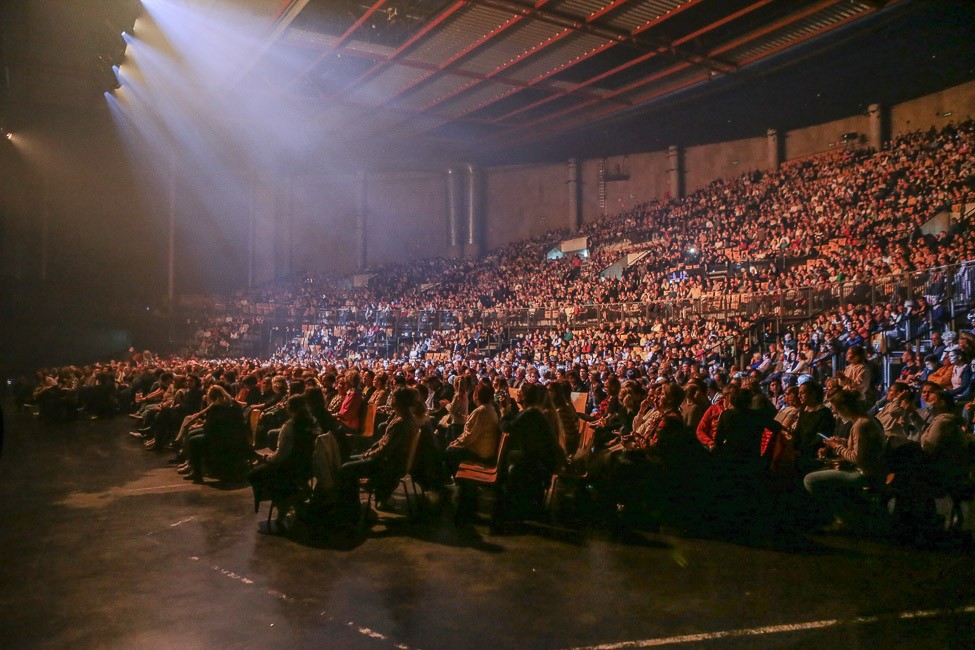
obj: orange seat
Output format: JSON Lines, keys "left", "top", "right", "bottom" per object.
{"left": 456, "top": 432, "right": 510, "bottom": 485}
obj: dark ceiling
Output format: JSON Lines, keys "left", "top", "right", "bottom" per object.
{"left": 1, "top": 0, "right": 973, "bottom": 166}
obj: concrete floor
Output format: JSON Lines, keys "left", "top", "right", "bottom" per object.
{"left": 1, "top": 406, "right": 974, "bottom": 649}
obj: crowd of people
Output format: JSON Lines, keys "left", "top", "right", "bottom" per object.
{"left": 179, "top": 120, "right": 974, "bottom": 360}
{"left": 13, "top": 120, "right": 975, "bottom": 542}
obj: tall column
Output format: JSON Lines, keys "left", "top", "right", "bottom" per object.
{"left": 868, "top": 103, "right": 884, "bottom": 150}
{"left": 567, "top": 158, "right": 581, "bottom": 231}
{"left": 354, "top": 170, "right": 368, "bottom": 271}
{"left": 667, "top": 145, "right": 682, "bottom": 200}
{"left": 247, "top": 175, "right": 256, "bottom": 288}
{"left": 167, "top": 147, "right": 177, "bottom": 307}
{"left": 446, "top": 167, "right": 462, "bottom": 259}
{"left": 766, "top": 128, "right": 781, "bottom": 171}
{"left": 286, "top": 177, "right": 294, "bottom": 278}
{"left": 40, "top": 172, "right": 49, "bottom": 281}
{"left": 465, "top": 163, "right": 482, "bottom": 260}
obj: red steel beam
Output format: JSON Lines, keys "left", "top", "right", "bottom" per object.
{"left": 491, "top": 0, "right": 769, "bottom": 123}
{"left": 384, "top": 0, "right": 654, "bottom": 131}
{"left": 339, "top": 0, "right": 469, "bottom": 95}
{"left": 282, "top": 0, "right": 391, "bottom": 93}
{"left": 418, "top": 26, "right": 573, "bottom": 111}
{"left": 374, "top": 0, "right": 557, "bottom": 110}
{"left": 488, "top": 0, "right": 868, "bottom": 149}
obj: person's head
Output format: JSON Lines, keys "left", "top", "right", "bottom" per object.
{"left": 271, "top": 375, "right": 288, "bottom": 394}
{"left": 886, "top": 381, "right": 910, "bottom": 403}
{"left": 304, "top": 386, "right": 326, "bottom": 412}
{"left": 520, "top": 381, "right": 546, "bottom": 408}
{"left": 657, "top": 382, "right": 685, "bottom": 412}
{"left": 286, "top": 394, "right": 311, "bottom": 420}
{"left": 474, "top": 383, "right": 495, "bottom": 407}
{"left": 390, "top": 387, "right": 418, "bottom": 417}
{"left": 798, "top": 380, "right": 824, "bottom": 407}
{"left": 846, "top": 345, "right": 866, "bottom": 364}
{"left": 206, "top": 384, "right": 233, "bottom": 406}
{"left": 928, "top": 390, "right": 956, "bottom": 415}
{"left": 920, "top": 381, "right": 941, "bottom": 406}
{"left": 345, "top": 370, "right": 361, "bottom": 390}
{"left": 829, "top": 388, "right": 867, "bottom": 421}
{"left": 783, "top": 384, "right": 799, "bottom": 407}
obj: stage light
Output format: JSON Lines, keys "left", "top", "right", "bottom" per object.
{"left": 4, "top": 133, "right": 11, "bottom": 141}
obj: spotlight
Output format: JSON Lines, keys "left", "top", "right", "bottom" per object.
{"left": 4, "top": 132, "right": 12, "bottom": 141}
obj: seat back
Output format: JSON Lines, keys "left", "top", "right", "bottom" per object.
{"left": 403, "top": 426, "right": 423, "bottom": 476}
{"left": 456, "top": 432, "right": 511, "bottom": 484}
{"left": 361, "top": 403, "right": 378, "bottom": 438}
{"left": 570, "top": 392, "right": 588, "bottom": 415}
{"left": 248, "top": 408, "right": 262, "bottom": 446}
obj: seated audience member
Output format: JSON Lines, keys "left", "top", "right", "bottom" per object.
{"left": 946, "top": 349, "right": 973, "bottom": 401}
{"left": 248, "top": 395, "right": 321, "bottom": 531}
{"left": 496, "top": 382, "right": 564, "bottom": 526}
{"left": 903, "top": 381, "right": 944, "bottom": 441}
{"left": 182, "top": 385, "right": 252, "bottom": 482}
{"left": 832, "top": 345, "right": 874, "bottom": 403}
{"left": 341, "top": 387, "right": 420, "bottom": 510}
{"left": 870, "top": 381, "right": 913, "bottom": 439}
{"left": 792, "top": 381, "right": 836, "bottom": 477}
{"left": 548, "top": 380, "right": 581, "bottom": 456}
{"left": 774, "top": 384, "right": 801, "bottom": 433}
{"left": 803, "top": 389, "right": 886, "bottom": 529}
{"left": 681, "top": 382, "right": 710, "bottom": 434}
{"left": 445, "top": 383, "right": 501, "bottom": 475}
{"left": 918, "top": 392, "right": 970, "bottom": 492}
{"left": 335, "top": 370, "right": 364, "bottom": 435}
{"left": 145, "top": 374, "right": 204, "bottom": 451}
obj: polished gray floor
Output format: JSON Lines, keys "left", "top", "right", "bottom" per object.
{"left": 1, "top": 406, "right": 973, "bottom": 649}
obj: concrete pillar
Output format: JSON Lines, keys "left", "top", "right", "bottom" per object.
{"left": 767, "top": 128, "right": 781, "bottom": 171}
{"left": 247, "top": 174, "right": 256, "bottom": 289}
{"left": 667, "top": 145, "right": 682, "bottom": 200}
{"left": 354, "top": 170, "right": 367, "bottom": 271}
{"left": 40, "top": 172, "right": 49, "bottom": 282}
{"left": 287, "top": 178, "right": 295, "bottom": 277}
{"left": 465, "top": 163, "right": 482, "bottom": 260}
{"left": 567, "top": 158, "right": 581, "bottom": 231}
{"left": 446, "top": 167, "right": 463, "bottom": 259}
{"left": 167, "top": 148, "right": 176, "bottom": 306}
{"left": 868, "top": 103, "right": 884, "bottom": 150}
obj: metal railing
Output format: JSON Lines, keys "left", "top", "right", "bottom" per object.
{"left": 174, "top": 259, "right": 975, "bottom": 360}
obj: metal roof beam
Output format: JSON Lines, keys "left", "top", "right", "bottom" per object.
{"left": 279, "top": 0, "right": 391, "bottom": 94}
{"left": 373, "top": 0, "right": 557, "bottom": 110}
{"left": 490, "top": 0, "right": 772, "bottom": 123}
{"left": 485, "top": 0, "right": 862, "bottom": 148}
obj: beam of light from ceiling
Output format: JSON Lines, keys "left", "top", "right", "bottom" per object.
{"left": 109, "top": 0, "right": 367, "bottom": 252}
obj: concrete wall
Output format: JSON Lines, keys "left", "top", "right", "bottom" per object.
{"left": 782, "top": 113, "right": 869, "bottom": 161}
{"left": 281, "top": 80, "right": 975, "bottom": 273}
{"left": 484, "top": 162, "right": 568, "bottom": 250}
{"left": 367, "top": 171, "right": 448, "bottom": 266}
{"left": 684, "top": 135, "right": 767, "bottom": 194}
{"left": 290, "top": 173, "right": 358, "bottom": 274}
{"left": 890, "top": 80, "right": 975, "bottom": 137}
{"left": 581, "top": 151, "right": 671, "bottom": 221}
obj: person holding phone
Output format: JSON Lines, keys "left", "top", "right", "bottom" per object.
{"left": 803, "top": 389, "right": 885, "bottom": 531}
